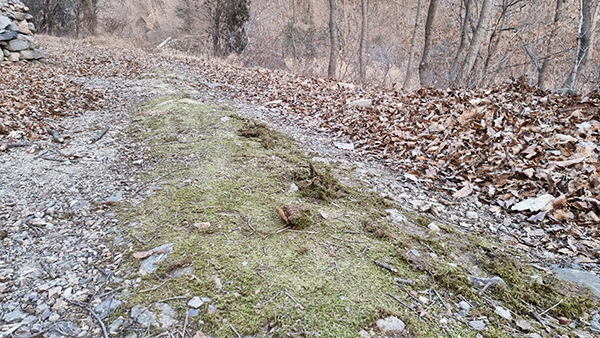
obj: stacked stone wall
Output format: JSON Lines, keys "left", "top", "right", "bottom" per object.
{"left": 0, "top": 0, "right": 45, "bottom": 63}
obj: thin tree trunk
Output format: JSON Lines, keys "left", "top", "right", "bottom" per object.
{"left": 403, "top": 0, "right": 424, "bottom": 89}
{"left": 538, "top": 0, "right": 563, "bottom": 88}
{"left": 419, "top": 0, "right": 439, "bottom": 87}
{"left": 455, "top": 0, "right": 495, "bottom": 87}
{"left": 328, "top": 0, "right": 339, "bottom": 78}
{"left": 358, "top": 0, "right": 367, "bottom": 84}
{"left": 86, "top": 0, "right": 96, "bottom": 35}
{"left": 291, "top": 0, "right": 297, "bottom": 59}
{"left": 449, "top": 0, "right": 472, "bottom": 84}
{"left": 564, "top": 0, "right": 599, "bottom": 91}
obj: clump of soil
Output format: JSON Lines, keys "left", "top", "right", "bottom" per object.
{"left": 238, "top": 121, "right": 278, "bottom": 148}
{"left": 281, "top": 203, "right": 312, "bottom": 229}
{"left": 295, "top": 162, "right": 349, "bottom": 201}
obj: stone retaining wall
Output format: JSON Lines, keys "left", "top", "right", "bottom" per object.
{"left": 0, "top": 0, "right": 45, "bottom": 63}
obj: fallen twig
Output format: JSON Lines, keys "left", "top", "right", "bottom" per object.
{"left": 394, "top": 277, "right": 415, "bottom": 285}
{"left": 247, "top": 217, "right": 256, "bottom": 232}
{"left": 45, "top": 127, "right": 64, "bottom": 143}
{"left": 387, "top": 293, "right": 417, "bottom": 314}
{"left": 89, "top": 126, "right": 110, "bottom": 144}
{"left": 374, "top": 260, "right": 398, "bottom": 273}
{"left": 284, "top": 289, "right": 305, "bottom": 309}
{"left": 230, "top": 324, "right": 241, "bottom": 338}
{"left": 540, "top": 298, "right": 563, "bottom": 315}
{"left": 65, "top": 299, "right": 109, "bottom": 338}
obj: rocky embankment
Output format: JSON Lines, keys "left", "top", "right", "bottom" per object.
{"left": 0, "top": 0, "right": 45, "bottom": 62}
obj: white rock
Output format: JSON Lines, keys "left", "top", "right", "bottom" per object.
{"left": 376, "top": 316, "right": 405, "bottom": 333}
{"left": 187, "top": 296, "right": 204, "bottom": 309}
{"left": 469, "top": 320, "right": 486, "bottom": 330}
{"left": 346, "top": 99, "right": 373, "bottom": 109}
{"left": 494, "top": 306, "right": 512, "bottom": 320}
{"left": 466, "top": 211, "right": 479, "bottom": 220}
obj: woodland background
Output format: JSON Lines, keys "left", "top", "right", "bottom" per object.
{"left": 21, "top": 0, "right": 600, "bottom": 93}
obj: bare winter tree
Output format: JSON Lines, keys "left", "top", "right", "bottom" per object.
{"left": 204, "top": 0, "right": 250, "bottom": 56}
{"left": 403, "top": 0, "right": 424, "bottom": 89}
{"left": 358, "top": 0, "right": 367, "bottom": 84}
{"left": 563, "top": 0, "right": 599, "bottom": 91}
{"left": 453, "top": 0, "right": 495, "bottom": 87}
{"left": 419, "top": 0, "right": 439, "bottom": 87}
{"left": 328, "top": 0, "right": 339, "bottom": 78}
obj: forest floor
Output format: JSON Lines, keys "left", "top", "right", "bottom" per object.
{"left": 1, "top": 36, "right": 600, "bottom": 337}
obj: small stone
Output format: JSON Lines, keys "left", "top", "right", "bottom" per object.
{"left": 48, "top": 286, "right": 62, "bottom": 298}
{"left": 376, "top": 316, "right": 405, "bottom": 333}
{"left": 154, "top": 303, "right": 177, "bottom": 328}
{"left": 516, "top": 319, "right": 532, "bottom": 332}
{"left": 466, "top": 211, "right": 479, "bottom": 220}
{"left": 358, "top": 329, "right": 370, "bottom": 338}
{"left": 48, "top": 313, "right": 60, "bottom": 322}
{"left": 7, "top": 52, "right": 19, "bottom": 62}
{"left": 108, "top": 317, "right": 124, "bottom": 334}
{"left": 0, "top": 15, "right": 11, "bottom": 29}
{"left": 458, "top": 301, "right": 471, "bottom": 312}
{"left": 188, "top": 296, "right": 204, "bottom": 309}
{"left": 346, "top": 98, "right": 373, "bottom": 109}
{"left": 557, "top": 316, "right": 572, "bottom": 325}
{"left": 139, "top": 243, "right": 174, "bottom": 274}
{"left": 427, "top": 222, "right": 440, "bottom": 232}
{"left": 188, "top": 308, "right": 199, "bottom": 317}
{"left": 525, "top": 334, "right": 542, "bottom": 338}
{"left": 52, "top": 298, "right": 67, "bottom": 311}
{"left": 207, "top": 304, "right": 216, "bottom": 314}
{"left": 333, "top": 142, "right": 355, "bottom": 150}
{"left": 4, "top": 309, "right": 27, "bottom": 322}
{"left": 469, "top": 320, "right": 486, "bottom": 331}
{"left": 94, "top": 296, "right": 121, "bottom": 319}
{"left": 131, "top": 305, "right": 158, "bottom": 328}
{"left": 494, "top": 306, "right": 512, "bottom": 320}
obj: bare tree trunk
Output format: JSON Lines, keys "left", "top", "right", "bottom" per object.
{"left": 449, "top": 0, "right": 472, "bottom": 84}
{"left": 358, "top": 0, "right": 368, "bottom": 84}
{"left": 419, "top": 0, "right": 439, "bottom": 87}
{"left": 86, "top": 0, "right": 96, "bottom": 35}
{"left": 328, "top": 0, "right": 339, "bottom": 78}
{"left": 455, "top": 0, "right": 495, "bottom": 87}
{"left": 564, "top": 0, "right": 599, "bottom": 91}
{"left": 538, "top": 0, "right": 563, "bottom": 88}
{"left": 403, "top": 0, "right": 424, "bottom": 89}
{"left": 291, "top": 0, "right": 297, "bottom": 59}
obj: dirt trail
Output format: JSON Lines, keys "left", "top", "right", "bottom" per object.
{"left": 1, "top": 36, "right": 599, "bottom": 337}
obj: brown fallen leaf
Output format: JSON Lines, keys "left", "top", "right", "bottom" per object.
{"left": 453, "top": 182, "right": 473, "bottom": 199}
{"left": 276, "top": 207, "right": 289, "bottom": 224}
{"left": 133, "top": 250, "right": 154, "bottom": 259}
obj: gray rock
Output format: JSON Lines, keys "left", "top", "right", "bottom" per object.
{"left": 139, "top": 243, "right": 174, "bottom": 274}
{"left": 7, "top": 52, "right": 19, "bottom": 62}
{"left": 553, "top": 268, "right": 600, "bottom": 298}
{"left": 525, "top": 334, "right": 542, "bottom": 338}
{"left": 346, "top": 99, "right": 373, "bottom": 109}
{"left": 376, "top": 316, "right": 405, "bottom": 333}
{"left": 105, "top": 192, "right": 123, "bottom": 203}
{"left": 494, "top": 306, "right": 512, "bottom": 320}
{"left": 458, "top": 301, "right": 471, "bottom": 312}
{"left": 466, "top": 211, "right": 479, "bottom": 220}
{"left": 108, "top": 317, "right": 124, "bottom": 334}
{"left": 131, "top": 305, "right": 158, "bottom": 328}
{"left": 0, "top": 30, "right": 17, "bottom": 41}
{"left": 187, "top": 296, "right": 204, "bottom": 309}
{"left": 516, "top": 319, "right": 532, "bottom": 332}
{"left": 6, "top": 38, "right": 28, "bottom": 51}
{"left": 188, "top": 308, "right": 199, "bottom": 317}
{"left": 19, "top": 48, "right": 44, "bottom": 60}
{"left": 154, "top": 303, "right": 177, "bottom": 328}
{"left": 4, "top": 49, "right": 11, "bottom": 57}
{"left": 469, "top": 320, "right": 486, "bottom": 331}
{"left": 94, "top": 296, "right": 121, "bottom": 319}
{"left": 0, "top": 15, "right": 11, "bottom": 29}
{"left": 4, "top": 309, "right": 27, "bottom": 322}
{"left": 358, "top": 330, "right": 370, "bottom": 338}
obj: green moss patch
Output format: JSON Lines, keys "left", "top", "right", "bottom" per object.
{"left": 110, "top": 93, "right": 598, "bottom": 337}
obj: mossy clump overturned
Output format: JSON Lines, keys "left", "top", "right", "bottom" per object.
{"left": 484, "top": 253, "right": 595, "bottom": 317}
{"left": 294, "top": 162, "right": 350, "bottom": 201}
{"left": 238, "top": 120, "right": 281, "bottom": 148}
{"left": 282, "top": 204, "right": 312, "bottom": 229}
